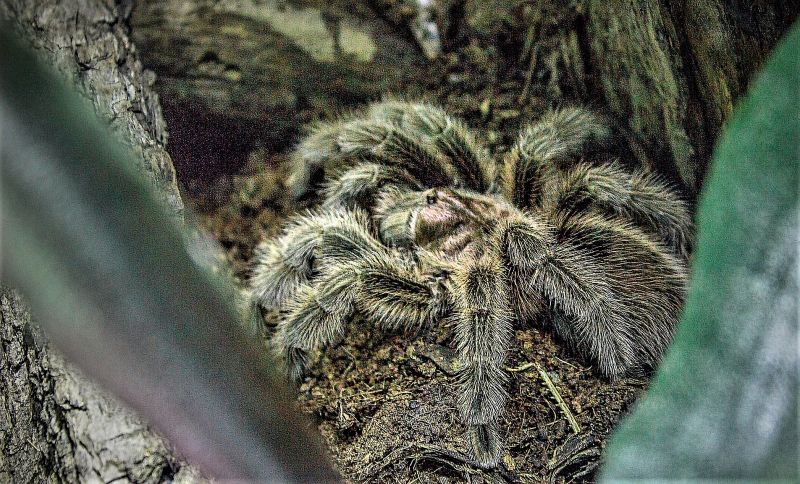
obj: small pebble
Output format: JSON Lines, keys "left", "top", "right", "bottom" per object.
{"left": 497, "top": 108, "right": 520, "bottom": 119}
{"left": 479, "top": 98, "right": 491, "bottom": 117}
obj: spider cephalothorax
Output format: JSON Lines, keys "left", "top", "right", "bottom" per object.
{"left": 375, "top": 187, "right": 514, "bottom": 256}
{"left": 248, "top": 101, "right": 693, "bottom": 467}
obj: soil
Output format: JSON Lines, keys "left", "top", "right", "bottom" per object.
{"left": 180, "top": 19, "right": 651, "bottom": 483}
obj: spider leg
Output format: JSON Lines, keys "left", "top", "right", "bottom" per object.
{"left": 451, "top": 248, "right": 514, "bottom": 467}
{"left": 288, "top": 100, "right": 494, "bottom": 201}
{"left": 355, "top": 258, "right": 448, "bottom": 333}
{"left": 501, "top": 107, "right": 612, "bottom": 207}
{"left": 286, "top": 119, "right": 350, "bottom": 201}
{"left": 274, "top": 260, "right": 447, "bottom": 381}
{"left": 288, "top": 116, "right": 459, "bottom": 200}
{"left": 543, "top": 163, "right": 693, "bottom": 257}
{"left": 269, "top": 209, "right": 450, "bottom": 380}
{"left": 334, "top": 119, "right": 459, "bottom": 186}
{"left": 369, "top": 100, "right": 494, "bottom": 191}
{"left": 498, "top": 211, "right": 687, "bottom": 379}
{"left": 273, "top": 271, "right": 355, "bottom": 382}
{"left": 249, "top": 214, "right": 325, "bottom": 312}
{"left": 249, "top": 208, "right": 373, "bottom": 315}
{"left": 320, "top": 163, "right": 422, "bottom": 210}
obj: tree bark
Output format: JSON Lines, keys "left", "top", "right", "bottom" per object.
{"left": 436, "top": 0, "right": 797, "bottom": 194}
{"left": 131, "top": 0, "right": 427, "bottom": 181}
{"left": 1, "top": 0, "right": 183, "bottom": 217}
{"left": 584, "top": 0, "right": 799, "bottom": 194}
{"left": 0, "top": 1, "right": 200, "bottom": 482}
{"left": 0, "top": 289, "right": 206, "bottom": 483}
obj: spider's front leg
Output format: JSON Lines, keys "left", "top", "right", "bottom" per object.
{"left": 287, "top": 113, "right": 458, "bottom": 200}
{"left": 287, "top": 100, "right": 495, "bottom": 202}
{"left": 270, "top": 212, "right": 450, "bottom": 381}
{"left": 249, "top": 208, "right": 377, "bottom": 320}
{"left": 272, "top": 269, "right": 357, "bottom": 382}
{"left": 501, "top": 107, "right": 612, "bottom": 208}
{"left": 320, "top": 163, "right": 422, "bottom": 211}
{"left": 451, "top": 247, "right": 514, "bottom": 467}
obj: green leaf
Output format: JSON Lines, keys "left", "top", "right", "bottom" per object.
{"left": 0, "top": 24, "right": 336, "bottom": 482}
{"left": 600, "top": 21, "right": 799, "bottom": 480}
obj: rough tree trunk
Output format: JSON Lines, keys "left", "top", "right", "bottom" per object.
{"left": 0, "top": 1, "right": 201, "bottom": 482}
{"left": 584, "top": 0, "right": 798, "bottom": 193}
{"left": 443, "top": 0, "right": 798, "bottom": 195}
{"left": 131, "top": 0, "right": 428, "bottom": 181}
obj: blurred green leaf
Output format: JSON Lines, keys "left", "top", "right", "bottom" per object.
{"left": 0, "top": 24, "right": 337, "bottom": 482}
{"left": 600, "top": 21, "right": 799, "bottom": 480}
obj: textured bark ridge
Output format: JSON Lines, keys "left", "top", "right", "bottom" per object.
{"left": 131, "top": 0, "right": 426, "bottom": 181}
{"left": 0, "top": 288, "right": 74, "bottom": 483}
{"left": 0, "top": 289, "right": 205, "bottom": 483}
{"left": 0, "top": 1, "right": 198, "bottom": 481}
{"left": 1, "top": 0, "right": 183, "bottom": 217}
{"left": 584, "top": 0, "right": 799, "bottom": 194}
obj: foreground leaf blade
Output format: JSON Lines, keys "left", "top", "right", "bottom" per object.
{"left": 0, "top": 25, "right": 338, "bottom": 482}
{"left": 601, "top": 21, "right": 799, "bottom": 480}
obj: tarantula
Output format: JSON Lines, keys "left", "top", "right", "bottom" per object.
{"left": 248, "top": 101, "right": 692, "bottom": 467}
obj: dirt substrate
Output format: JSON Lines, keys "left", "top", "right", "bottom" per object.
{"left": 181, "top": 40, "right": 652, "bottom": 483}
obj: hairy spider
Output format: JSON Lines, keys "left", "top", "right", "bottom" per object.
{"left": 248, "top": 101, "right": 692, "bottom": 467}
